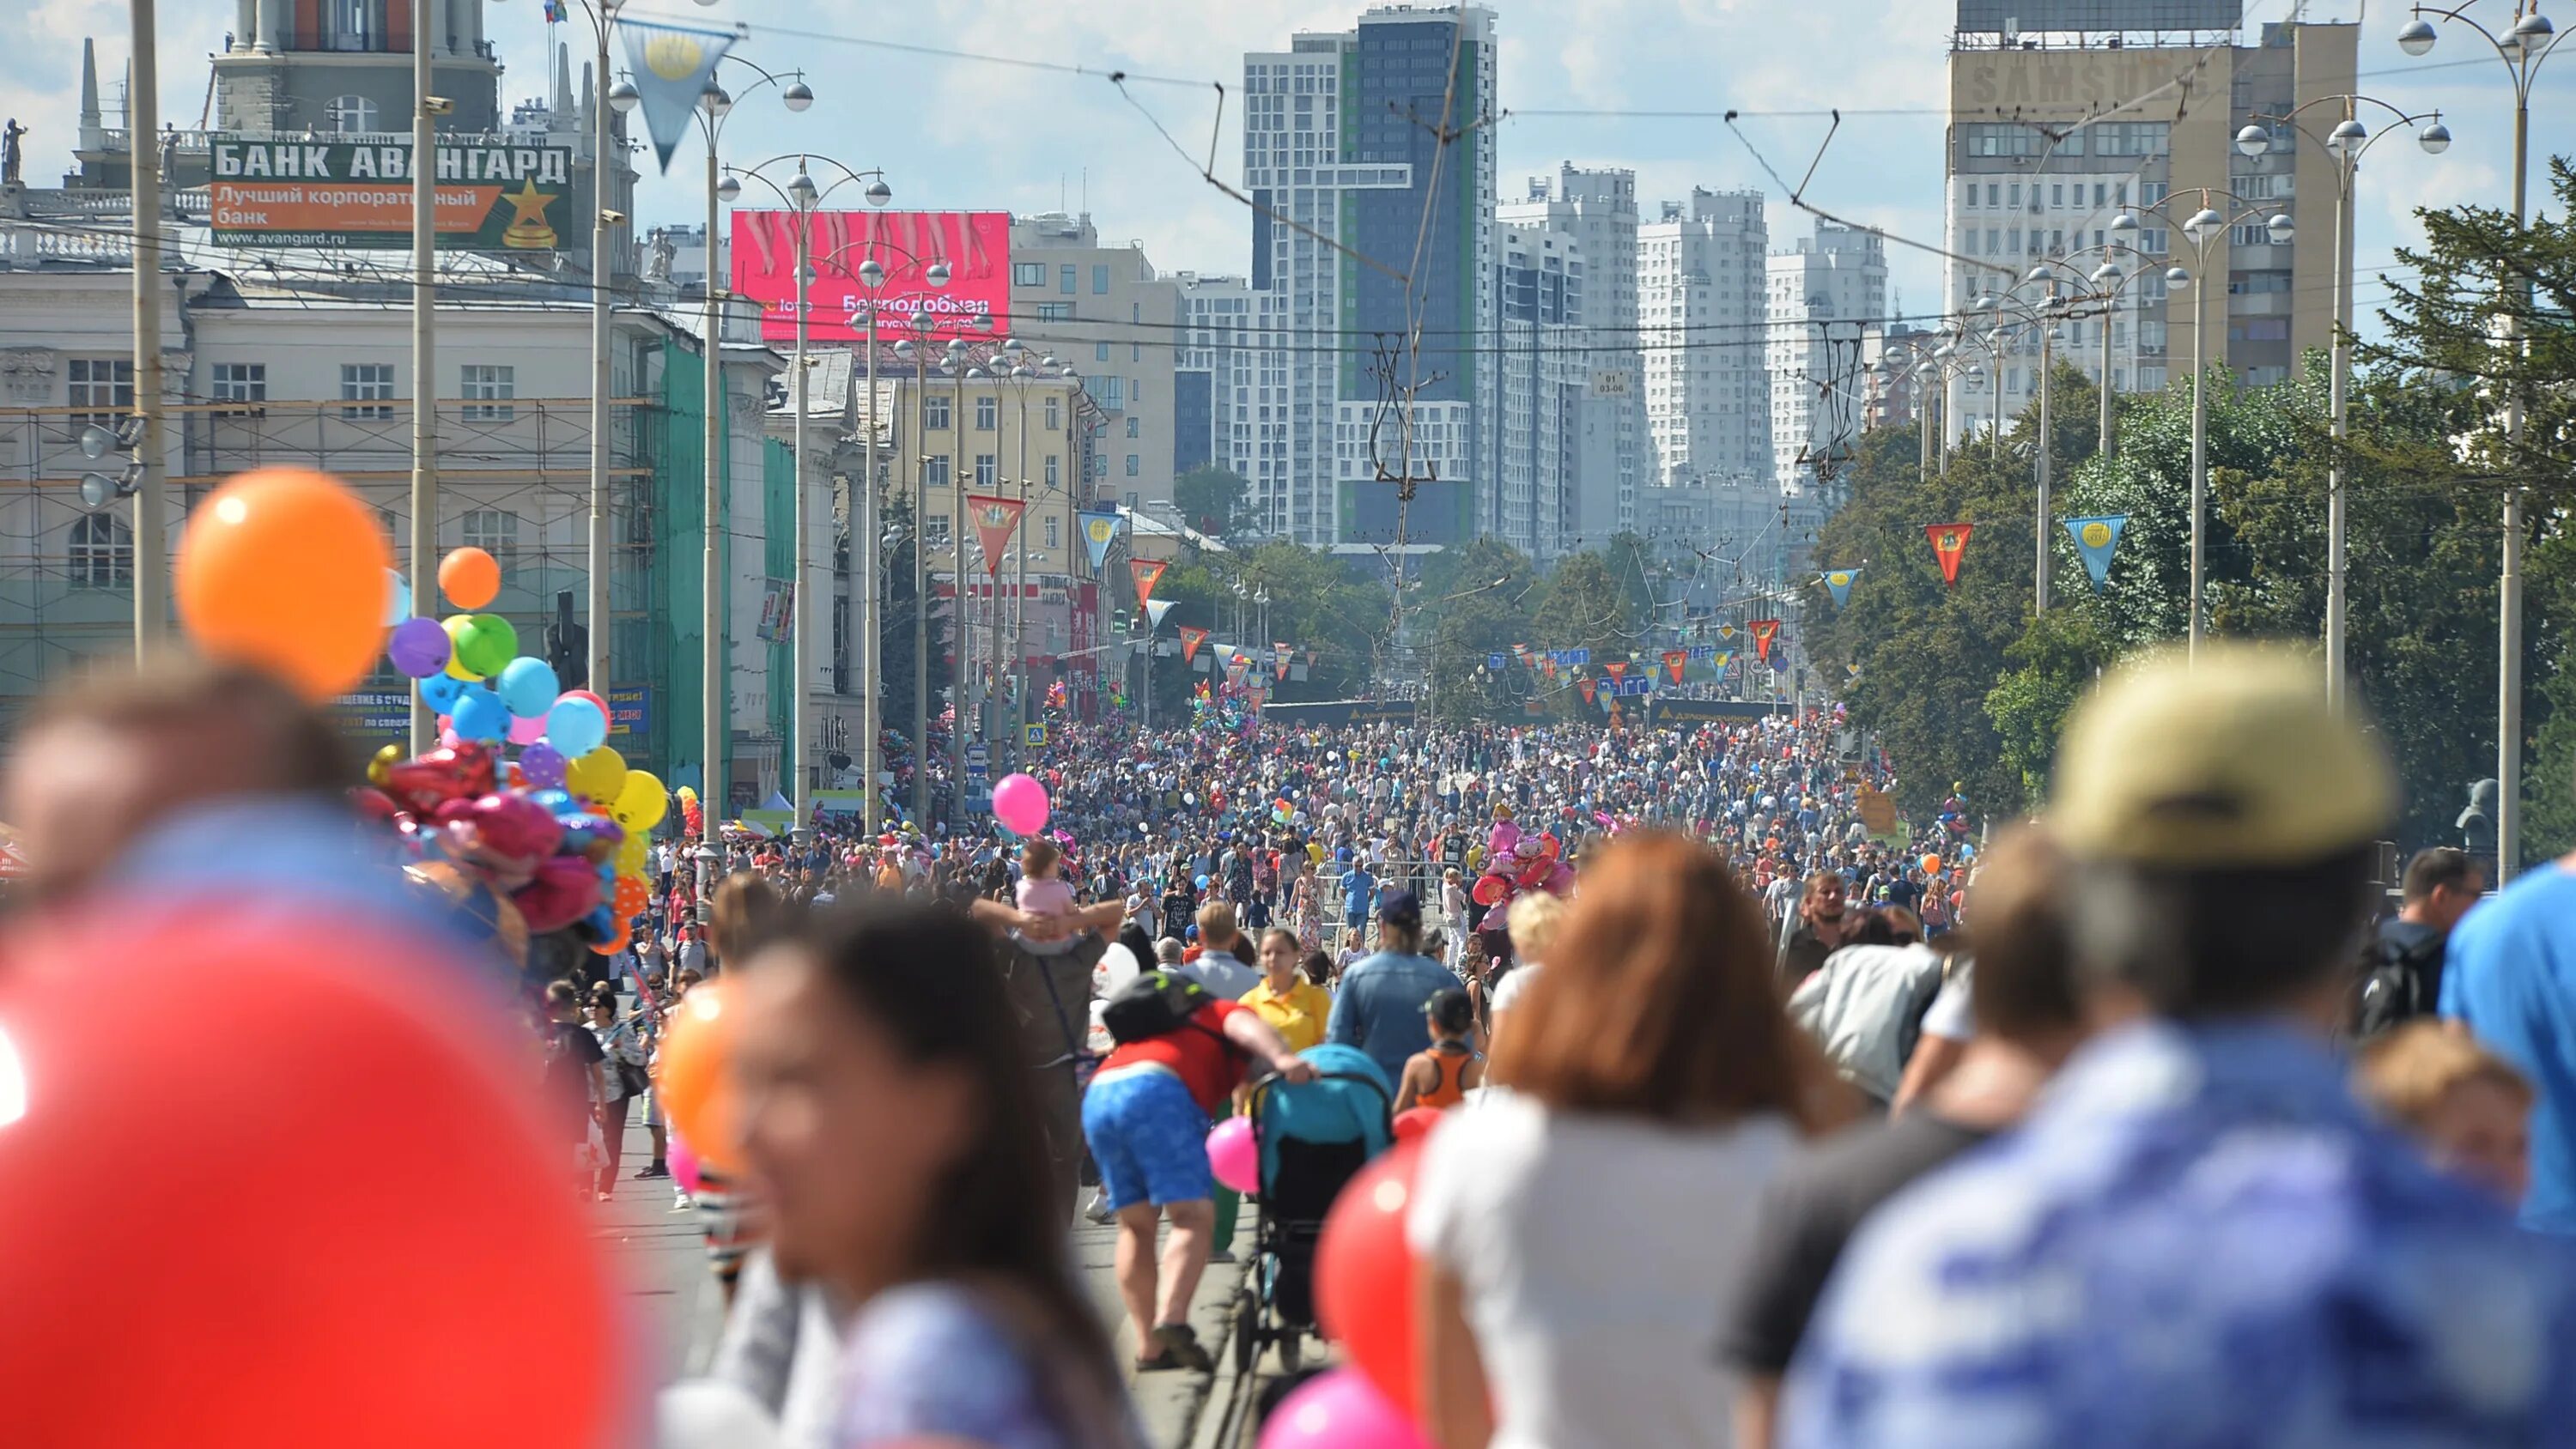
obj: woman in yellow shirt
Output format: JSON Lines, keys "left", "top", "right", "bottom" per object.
{"left": 1241, "top": 925, "right": 1334, "bottom": 1052}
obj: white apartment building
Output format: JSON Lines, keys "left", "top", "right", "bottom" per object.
{"left": 1500, "top": 164, "right": 1644, "bottom": 547}
{"left": 1176, "top": 272, "right": 1257, "bottom": 514}
{"left": 1766, "top": 221, "right": 1888, "bottom": 502}
{"left": 1639, "top": 188, "right": 1769, "bottom": 490}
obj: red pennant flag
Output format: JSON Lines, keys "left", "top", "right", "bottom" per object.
{"left": 965, "top": 494, "right": 1024, "bottom": 578}
{"left": 1178, "top": 626, "right": 1208, "bottom": 664}
{"left": 1925, "top": 523, "right": 1973, "bottom": 586}
{"left": 1605, "top": 660, "right": 1629, "bottom": 683}
{"left": 1128, "top": 557, "right": 1168, "bottom": 609}
{"left": 1273, "top": 642, "right": 1291, "bottom": 680}
{"left": 1750, "top": 619, "right": 1782, "bottom": 664}
{"left": 1578, "top": 677, "right": 1598, "bottom": 705}
{"left": 1543, "top": 657, "right": 1559, "bottom": 680}
{"left": 1662, "top": 649, "right": 1686, "bottom": 684}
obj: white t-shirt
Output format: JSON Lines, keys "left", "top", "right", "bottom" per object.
{"left": 1486, "top": 961, "right": 1540, "bottom": 1016}
{"left": 1919, "top": 961, "right": 1975, "bottom": 1044}
{"left": 1407, "top": 1092, "right": 1797, "bottom": 1449}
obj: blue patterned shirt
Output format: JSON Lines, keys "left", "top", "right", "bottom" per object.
{"left": 1783, "top": 1020, "right": 2576, "bottom": 1448}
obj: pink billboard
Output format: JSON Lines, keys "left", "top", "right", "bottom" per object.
{"left": 730, "top": 209, "right": 1012, "bottom": 345}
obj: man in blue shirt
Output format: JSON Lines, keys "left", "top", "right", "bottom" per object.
{"left": 1336, "top": 857, "right": 1378, "bottom": 948}
{"left": 2444, "top": 829, "right": 2576, "bottom": 1234}
{"left": 1324, "top": 890, "right": 1456, "bottom": 1088}
{"left": 1786, "top": 646, "right": 2576, "bottom": 1447}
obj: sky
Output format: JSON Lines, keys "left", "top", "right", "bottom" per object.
{"left": 11, "top": 0, "right": 2576, "bottom": 333}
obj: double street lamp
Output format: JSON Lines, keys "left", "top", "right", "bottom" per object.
{"left": 2397, "top": 1, "right": 2558, "bottom": 881}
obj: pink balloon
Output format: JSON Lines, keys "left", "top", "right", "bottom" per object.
{"left": 438, "top": 727, "right": 461, "bottom": 749}
{"left": 668, "top": 1132, "right": 702, "bottom": 1195}
{"left": 507, "top": 711, "right": 549, "bottom": 746}
{"left": 1258, "top": 1368, "right": 1431, "bottom": 1449}
{"left": 991, "top": 772, "right": 1050, "bottom": 836}
{"left": 1206, "top": 1113, "right": 1259, "bottom": 1195}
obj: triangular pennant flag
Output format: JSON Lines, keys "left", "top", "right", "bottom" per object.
{"left": 1178, "top": 625, "right": 1208, "bottom": 664}
{"left": 1129, "top": 558, "right": 1168, "bottom": 609}
{"left": 1305, "top": 649, "right": 1320, "bottom": 668}
{"left": 2063, "top": 515, "right": 2128, "bottom": 592}
{"left": 620, "top": 21, "right": 738, "bottom": 173}
{"left": 1145, "top": 598, "right": 1175, "bottom": 628}
{"left": 966, "top": 494, "right": 1024, "bottom": 577}
{"left": 1226, "top": 653, "right": 1250, "bottom": 686}
{"left": 1605, "top": 660, "right": 1629, "bottom": 683}
{"left": 1662, "top": 649, "right": 1686, "bottom": 684}
{"left": 1926, "top": 524, "right": 1973, "bottom": 587}
{"left": 1822, "top": 568, "right": 1859, "bottom": 609}
{"left": 1273, "top": 642, "right": 1291, "bottom": 680}
{"left": 1578, "top": 677, "right": 1598, "bottom": 706}
{"left": 1543, "top": 657, "right": 1559, "bottom": 680}
{"left": 1750, "top": 619, "right": 1782, "bottom": 664}
{"left": 1078, "top": 509, "right": 1123, "bottom": 572}
{"left": 1711, "top": 650, "right": 1734, "bottom": 673}
{"left": 1512, "top": 643, "right": 1533, "bottom": 668}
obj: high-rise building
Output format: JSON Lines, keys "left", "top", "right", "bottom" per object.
{"left": 1242, "top": 4, "right": 1497, "bottom": 555}
{"left": 1944, "top": 5, "right": 2356, "bottom": 433}
{"left": 1501, "top": 164, "right": 1644, "bottom": 547}
{"left": 1767, "top": 220, "right": 1887, "bottom": 502}
{"left": 1175, "top": 271, "right": 1255, "bottom": 502}
{"left": 1638, "top": 188, "right": 1769, "bottom": 491}
{"left": 1005, "top": 213, "right": 1181, "bottom": 517}
{"left": 1492, "top": 222, "right": 1607, "bottom": 560}
{"left": 214, "top": 0, "right": 503, "bottom": 135}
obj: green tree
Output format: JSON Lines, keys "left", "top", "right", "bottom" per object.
{"left": 1413, "top": 538, "right": 1539, "bottom": 722}
{"left": 1172, "top": 465, "right": 1251, "bottom": 540}
{"left": 875, "top": 491, "right": 951, "bottom": 757}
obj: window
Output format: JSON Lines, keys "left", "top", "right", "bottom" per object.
{"left": 1035, "top": 301, "right": 1072, "bottom": 321}
{"left": 1044, "top": 396, "right": 1060, "bottom": 430}
{"left": 1012, "top": 261, "right": 1046, "bottom": 287}
{"left": 924, "top": 455, "right": 952, "bottom": 489}
{"left": 975, "top": 395, "right": 997, "bottom": 431}
{"left": 925, "top": 515, "right": 951, "bottom": 550}
{"left": 66, "top": 358, "right": 133, "bottom": 427}
{"left": 2008, "top": 183, "right": 2021, "bottom": 207}
{"left": 1132, "top": 343, "right": 1143, "bottom": 362}
{"left": 1045, "top": 455, "right": 1060, "bottom": 488}
{"left": 1125, "top": 453, "right": 1140, "bottom": 477}
{"left": 1099, "top": 376, "right": 1124, "bottom": 409}
{"left": 1095, "top": 343, "right": 1111, "bottom": 362}
{"left": 324, "top": 94, "right": 379, "bottom": 132}
{"left": 68, "top": 513, "right": 132, "bottom": 589}
{"left": 1126, "top": 416, "right": 1140, "bottom": 438}
{"left": 460, "top": 364, "right": 514, "bottom": 422}
{"left": 975, "top": 454, "right": 997, "bottom": 488}
{"left": 211, "top": 362, "right": 266, "bottom": 406}
{"left": 341, "top": 363, "right": 396, "bottom": 421}
{"left": 924, "top": 396, "right": 951, "bottom": 430}
{"left": 1044, "top": 514, "right": 1060, "bottom": 549}
{"left": 2230, "top": 222, "right": 2277, "bottom": 248}
{"left": 1091, "top": 264, "right": 1110, "bottom": 294}
{"left": 459, "top": 507, "right": 520, "bottom": 566}
{"left": 2050, "top": 184, "right": 2064, "bottom": 207}
{"left": 1060, "top": 264, "right": 1077, "bottom": 294}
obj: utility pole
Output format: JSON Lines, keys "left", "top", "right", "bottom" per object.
{"left": 409, "top": 0, "right": 437, "bottom": 749}
{"left": 586, "top": 18, "right": 615, "bottom": 697}
{"left": 129, "top": 0, "right": 168, "bottom": 661}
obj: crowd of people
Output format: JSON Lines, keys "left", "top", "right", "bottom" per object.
{"left": 18, "top": 646, "right": 2576, "bottom": 1448}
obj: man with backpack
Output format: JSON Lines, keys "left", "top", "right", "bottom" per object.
{"left": 2353, "top": 847, "right": 2483, "bottom": 1040}
{"left": 1082, "top": 967, "right": 1314, "bottom": 1373}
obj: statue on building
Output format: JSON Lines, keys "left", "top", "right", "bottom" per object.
{"left": 3, "top": 118, "right": 27, "bottom": 188}
{"left": 646, "top": 229, "right": 677, "bottom": 282}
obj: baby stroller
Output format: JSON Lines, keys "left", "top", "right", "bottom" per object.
{"left": 1231, "top": 1043, "right": 1395, "bottom": 1373}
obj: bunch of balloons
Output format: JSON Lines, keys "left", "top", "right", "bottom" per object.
{"left": 366, "top": 545, "right": 668, "bottom": 957}
{"left": 1469, "top": 811, "right": 1574, "bottom": 912}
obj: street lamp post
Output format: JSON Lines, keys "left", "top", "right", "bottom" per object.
{"left": 2115, "top": 191, "right": 2293, "bottom": 658}
{"left": 894, "top": 317, "right": 937, "bottom": 826}
{"left": 1965, "top": 284, "right": 2071, "bottom": 612}
{"left": 2241, "top": 101, "right": 2448, "bottom": 715}
{"left": 722, "top": 154, "right": 894, "bottom": 850}
{"left": 2398, "top": 2, "right": 2555, "bottom": 880}
{"left": 693, "top": 60, "right": 811, "bottom": 830}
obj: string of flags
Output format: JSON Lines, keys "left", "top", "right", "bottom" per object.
{"left": 1814, "top": 513, "right": 2129, "bottom": 600}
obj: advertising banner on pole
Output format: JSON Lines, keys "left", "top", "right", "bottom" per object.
{"left": 209, "top": 137, "right": 574, "bottom": 250}
{"left": 731, "top": 209, "right": 1012, "bottom": 344}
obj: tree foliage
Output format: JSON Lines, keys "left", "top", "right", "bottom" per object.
{"left": 1172, "top": 465, "right": 1251, "bottom": 541}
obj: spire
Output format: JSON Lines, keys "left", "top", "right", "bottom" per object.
{"left": 552, "top": 40, "right": 574, "bottom": 122}
{"left": 77, "top": 39, "right": 101, "bottom": 134}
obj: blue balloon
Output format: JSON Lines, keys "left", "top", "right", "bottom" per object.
{"left": 496, "top": 657, "right": 561, "bottom": 719}
{"left": 528, "top": 788, "right": 574, "bottom": 815}
{"left": 1194, "top": 874, "right": 1209, "bottom": 889}
{"left": 547, "top": 696, "right": 609, "bottom": 755}
{"left": 386, "top": 569, "right": 413, "bottom": 626}
{"left": 419, "top": 672, "right": 466, "bottom": 714}
{"left": 453, "top": 686, "right": 510, "bottom": 743}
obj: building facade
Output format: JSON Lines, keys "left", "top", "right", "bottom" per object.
{"left": 1943, "top": 8, "right": 2356, "bottom": 435}
{"left": 1242, "top": 4, "right": 1497, "bottom": 555}
{"left": 1173, "top": 272, "right": 1255, "bottom": 489}
{"left": 1005, "top": 214, "right": 1181, "bottom": 518}
{"left": 1500, "top": 163, "right": 1644, "bottom": 550}
{"left": 1639, "top": 187, "right": 1769, "bottom": 490}
{"left": 1766, "top": 220, "right": 1888, "bottom": 503}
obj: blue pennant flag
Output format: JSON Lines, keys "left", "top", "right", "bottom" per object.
{"left": 620, "top": 21, "right": 737, "bottom": 173}
{"left": 1078, "top": 509, "right": 1123, "bottom": 572}
{"left": 1821, "top": 568, "right": 1859, "bottom": 609}
{"left": 2063, "top": 515, "right": 2129, "bottom": 592}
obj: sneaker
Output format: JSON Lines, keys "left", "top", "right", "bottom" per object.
{"left": 594, "top": 1190, "right": 612, "bottom": 1203}
{"left": 635, "top": 1162, "right": 670, "bottom": 1179}
{"left": 671, "top": 1191, "right": 695, "bottom": 1212}
{"left": 1083, "top": 1190, "right": 1115, "bottom": 1226}
{"left": 1150, "top": 1322, "right": 1213, "bottom": 1373}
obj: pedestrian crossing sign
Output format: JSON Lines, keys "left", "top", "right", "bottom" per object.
{"left": 1024, "top": 723, "right": 1048, "bottom": 748}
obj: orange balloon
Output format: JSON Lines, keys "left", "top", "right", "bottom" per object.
{"left": 175, "top": 468, "right": 392, "bottom": 702}
{"left": 612, "top": 875, "right": 650, "bottom": 920}
{"left": 588, "top": 919, "right": 631, "bottom": 957}
{"left": 655, "top": 979, "right": 739, "bottom": 1171}
{"left": 438, "top": 547, "right": 501, "bottom": 610}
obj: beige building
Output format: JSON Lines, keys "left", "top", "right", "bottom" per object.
{"left": 1944, "top": 10, "right": 2356, "bottom": 435}
{"left": 1005, "top": 214, "right": 1181, "bottom": 517}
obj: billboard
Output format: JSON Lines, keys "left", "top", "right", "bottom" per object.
{"left": 1955, "top": 0, "right": 2237, "bottom": 31}
{"left": 208, "top": 138, "right": 575, "bottom": 250}
{"left": 730, "top": 209, "right": 1011, "bottom": 345}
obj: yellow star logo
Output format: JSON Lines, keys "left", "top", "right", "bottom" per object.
{"left": 501, "top": 177, "right": 557, "bottom": 228}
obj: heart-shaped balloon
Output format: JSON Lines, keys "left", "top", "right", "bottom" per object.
{"left": 511, "top": 853, "right": 605, "bottom": 934}
{"left": 433, "top": 791, "right": 565, "bottom": 888}
{"left": 378, "top": 743, "right": 498, "bottom": 817}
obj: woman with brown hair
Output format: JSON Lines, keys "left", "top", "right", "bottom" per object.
{"left": 1408, "top": 833, "right": 1832, "bottom": 1449}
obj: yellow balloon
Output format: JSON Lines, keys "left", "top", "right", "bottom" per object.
{"left": 616, "top": 769, "right": 669, "bottom": 832}
{"left": 440, "top": 616, "right": 486, "bottom": 681}
{"left": 564, "top": 745, "right": 627, "bottom": 808}
{"left": 616, "top": 832, "right": 650, "bottom": 876}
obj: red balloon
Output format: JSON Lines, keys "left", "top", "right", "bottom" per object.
{"left": 0, "top": 909, "right": 626, "bottom": 1447}
{"left": 1314, "top": 1138, "right": 1425, "bottom": 1421}
{"left": 1391, "top": 1106, "right": 1444, "bottom": 1143}
{"left": 1470, "top": 873, "right": 1512, "bottom": 907}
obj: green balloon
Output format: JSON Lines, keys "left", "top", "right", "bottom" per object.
{"left": 451, "top": 614, "right": 519, "bottom": 678}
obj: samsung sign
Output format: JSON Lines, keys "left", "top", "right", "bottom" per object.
{"left": 1956, "top": 0, "right": 2239, "bottom": 31}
